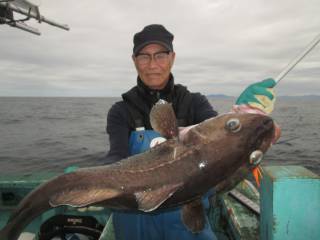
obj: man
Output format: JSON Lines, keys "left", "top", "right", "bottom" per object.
{"left": 104, "top": 24, "right": 276, "bottom": 240}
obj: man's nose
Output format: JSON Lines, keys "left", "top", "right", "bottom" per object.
{"left": 148, "top": 56, "right": 158, "bottom": 68}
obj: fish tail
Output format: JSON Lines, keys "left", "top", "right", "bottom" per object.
{"left": 0, "top": 219, "right": 28, "bottom": 240}
{"left": 0, "top": 226, "right": 10, "bottom": 240}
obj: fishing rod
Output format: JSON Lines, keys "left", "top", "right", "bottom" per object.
{"left": 275, "top": 33, "right": 320, "bottom": 84}
{"left": 274, "top": 136, "right": 299, "bottom": 145}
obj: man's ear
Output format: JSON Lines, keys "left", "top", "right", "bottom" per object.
{"left": 132, "top": 54, "right": 139, "bottom": 70}
{"left": 170, "top": 51, "right": 176, "bottom": 67}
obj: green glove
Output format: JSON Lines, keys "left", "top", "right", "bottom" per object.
{"left": 64, "top": 165, "right": 79, "bottom": 173}
{"left": 236, "top": 78, "right": 276, "bottom": 114}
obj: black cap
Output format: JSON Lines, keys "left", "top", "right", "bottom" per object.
{"left": 133, "top": 24, "right": 174, "bottom": 55}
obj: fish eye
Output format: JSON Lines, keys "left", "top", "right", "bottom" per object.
{"left": 249, "top": 150, "right": 263, "bottom": 165}
{"left": 225, "top": 118, "right": 241, "bottom": 133}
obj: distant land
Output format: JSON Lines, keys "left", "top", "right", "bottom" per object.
{"left": 278, "top": 95, "right": 320, "bottom": 100}
{"left": 206, "top": 94, "right": 234, "bottom": 98}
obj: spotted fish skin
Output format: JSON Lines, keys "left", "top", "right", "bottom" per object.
{"left": 0, "top": 107, "right": 275, "bottom": 239}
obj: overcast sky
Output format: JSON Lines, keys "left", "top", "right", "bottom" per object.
{"left": 1, "top": 0, "right": 320, "bottom": 97}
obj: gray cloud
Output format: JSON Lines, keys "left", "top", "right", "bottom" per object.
{"left": 0, "top": 0, "right": 319, "bottom": 96}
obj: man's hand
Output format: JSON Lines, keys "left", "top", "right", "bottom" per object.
{"left": 236, "top": 78, "right": 276, "bottom": 114}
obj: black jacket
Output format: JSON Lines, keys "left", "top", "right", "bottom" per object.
{"left": 103, "top": 75, "right": 218, "bottom": 164}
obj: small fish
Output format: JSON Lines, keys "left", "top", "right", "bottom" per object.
{"left": 0, "top": 102, "right": 277, "bottom": 239}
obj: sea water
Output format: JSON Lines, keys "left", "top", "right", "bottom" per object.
{"left": 0, "top": 97, "right": 319, "bottom": 175}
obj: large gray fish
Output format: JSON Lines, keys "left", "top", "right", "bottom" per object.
{"left": 0, "top": 102, "right": 278, "bottom": 239}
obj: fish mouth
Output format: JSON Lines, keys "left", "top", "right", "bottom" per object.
{"left": 248, "top": 117, "right": 277, "bottom": 186}
{"left": 250, "top": 116, "right": 275, "bottom": 153}
{"left": 271, "top": 122, "right": 281, "bottom": 144}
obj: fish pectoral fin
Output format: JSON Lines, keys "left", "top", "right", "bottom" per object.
{"left": 182, "top": 127, "right": 208, "bottom": 145}
{"left": 49, "top": 188, "right": 122, "bottom": 208}
{"left": 135, "top": 183, "right": 182, "bottom": 212}
{"left": 150, "top": 101, "right": 179, "bottom": 139}
{"left": 181, "top": 199, "right": 206, "bottom": 233}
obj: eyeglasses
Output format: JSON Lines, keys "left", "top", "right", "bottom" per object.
{"left": 135, "top": 51, "right": 171, "bottom": 65}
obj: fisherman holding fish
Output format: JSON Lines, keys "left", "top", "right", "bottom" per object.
{"left": 0, "top": 23, "right": 279, "bottom": 240}
{"left": 104, "top": 24, "right": 276, "bottom": 240}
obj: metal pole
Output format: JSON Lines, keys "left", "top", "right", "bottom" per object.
{"left": 0, "top": 1, "right": 69, "bottom": 30}
{"left": 1, "top": 16, "right": 40, "bottom": 35}
{"left": 11, "top": 20, "right": 40, "bottom": 35}
{"left": 275, "top": 33, "right": 320, "bottom": 84}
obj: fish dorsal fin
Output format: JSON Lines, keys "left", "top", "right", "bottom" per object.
{"left": 135, "top": 183, "right": 182, "bottom": 212}
{"left": 150, "top": 100, "right": 179, "bottom": 139}
{"left": 181, "top": 199, "right": 206, "bottom": 233}
{"left": 49, "top": 188, "right": 122, "bottom": 208}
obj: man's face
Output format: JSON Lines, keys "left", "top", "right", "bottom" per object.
{"left": 133, "top": 43, "right": 175, "bottom": 90}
